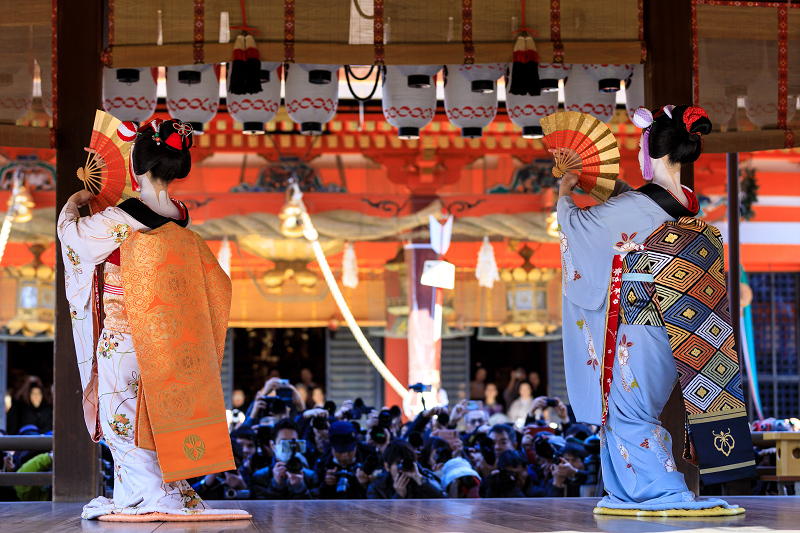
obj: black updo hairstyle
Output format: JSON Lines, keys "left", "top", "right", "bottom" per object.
{"left": 132, "top": 119, "right": 193, "bottom": 184}
{"left": 647, "top": 105, "right": 713, "bottom": 166}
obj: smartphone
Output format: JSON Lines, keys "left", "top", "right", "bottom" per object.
{"left": 434, "top": 429, "right": 460, "bottom": 448}
{"left": 545, "top": 398, "right": 559, "bottom": 408}
{"left": 466, "top": 400, "right": 484, "bottom": 411}
{"left": 524, "top": 426, "right": 555, "bottom": 438}
{"left": 279, "top": 379, "right": 290, "bottom": 386}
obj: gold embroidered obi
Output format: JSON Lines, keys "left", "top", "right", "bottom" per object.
{"left": 103, "top": 262, "right": 130, "bottom": 333}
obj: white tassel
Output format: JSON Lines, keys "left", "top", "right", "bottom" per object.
{"left": 218, "top": 236, "right": 232, "bottom": 278}
{"left": 475, "top": 236, "right": 499, "bottom": 289}
{"left": 342, "top": 242, "right": 359, "bottom": 289}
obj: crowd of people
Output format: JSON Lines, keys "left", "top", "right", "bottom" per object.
{"left": 0, "top": 366, "right": 791, "bottom": 500}
{"left": 187, "top": 366, "right": 601, "bottom": 501}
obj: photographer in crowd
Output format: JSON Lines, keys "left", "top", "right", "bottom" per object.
{"left": 250, "top": 420, "right": 318, "bottom": 500}
{"left": 367, "top": 440, "right": 446, "bottom": 499}
{"left": 314, "top": 422, "right": 378, "bottom": 499}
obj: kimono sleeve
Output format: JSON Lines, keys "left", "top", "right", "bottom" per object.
{"left": 56, "top": 202, "right": 148, "bottom": 307}
{"left": 556, "top": 196, "right": 616, "bottom": 311}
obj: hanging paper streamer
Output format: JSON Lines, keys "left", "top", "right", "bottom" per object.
{"left": 217, "top": 236, "right": 232, "bottom": 278}
{"left": 475, "top": 236, "right": 499, "bottom": 289}
{"left": 342, "top": 242, "right": 359, "bottom": 289}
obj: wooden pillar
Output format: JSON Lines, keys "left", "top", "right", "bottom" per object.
{"left": 53, "top": 0, "right": 103, "bottom": 502}
{"left": 643, "top": 0, "right": 699, "bottom": 494}
{"left": 384, "top": 338, "right": 409, "bottom": 416}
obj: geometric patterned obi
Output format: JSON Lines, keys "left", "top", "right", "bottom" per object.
{"left": 620, "top": 251, "right": 665, "bottom": 327}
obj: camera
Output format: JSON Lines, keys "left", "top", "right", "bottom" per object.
{"left": 224, "top": 487, "right": 250, "bottom": 500}
{"left": 400, "top": 458, "right": 415, "bottom": 473}
{"left": 378, "top": 409, "right": 393, "bottom": 428}
{"left": 434, "top": 412, "right": 450, "bottom": 427}
{"left": 478, "top": 436, "right": 496, "bottom": 466}
{"left": 545, "top": 398, "right": 559, "bottom": 408}
{"left": 323, "top": 401, "right": 337, "bottom": 415}
{"left": 534, "top": 435, "right": 563, "bottom": 462}
{"left": 407, "top": 431, "right": 424, "bottom": 449}
{"left": 495, "top": 469, "right": 517, "bottom": 491}
{"left": 361, "top": 455, "right": 380, "bottom": 476}
{"left": 334, "top": 471, "right": 360, "bottom": 498}
{"left": 262, "top": 397, "right": 286, "bottom": 416}
{"left": 312, "top": 416, "right": 330, "bottom": 431}
{"left": 434, "top": 446, "right": 452, "bottom": 465}
{"left": 370, "top": 426, "right": 388, "bottom": 445}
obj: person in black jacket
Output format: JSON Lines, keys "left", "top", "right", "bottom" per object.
{"left": 367, "top": 440, "right": 446, "bottom": 499}
{"left": 17, "top": 385, "right": 53, "bottom": 434}
{"left": 313, "top": 422, "right": 376, "bottom": 499}
{"left": 250, "top": 420, "right": 318, "bottom": 500}
{"left": 482, "top": 450, "right": 552, "bottom": 498}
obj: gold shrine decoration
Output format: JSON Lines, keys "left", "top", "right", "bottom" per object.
{"left": 105, "top": 0, "right": 644, "bottom": 68}
{"left": 4, "top": 244, "right": 55, "bottom": 337}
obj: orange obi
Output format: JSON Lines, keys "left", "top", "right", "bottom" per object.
{"left": 120, "top": 222, "right": 234, "bottom": 483}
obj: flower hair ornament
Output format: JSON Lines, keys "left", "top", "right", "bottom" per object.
{"left": 163, "top": 120, "right": 194, "bottom": 152}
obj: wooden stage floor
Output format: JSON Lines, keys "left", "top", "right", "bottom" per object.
{"left": 1, "top": 497, "right": 797, "bottom": 533}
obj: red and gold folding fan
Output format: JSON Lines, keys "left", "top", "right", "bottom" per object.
{"left": 76, "top": 110, "right": 139, "bottom": 214}
{"left": 539, "top": 111, "right": 620, "bottom": 203}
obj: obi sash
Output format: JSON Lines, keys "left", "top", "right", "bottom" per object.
{"left": 120, "top": 222, "right": 235, "bottom": 483}
{"left": 612, "top": 217, "right": 756, "bottom": 484}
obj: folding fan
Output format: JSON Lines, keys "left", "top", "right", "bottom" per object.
{"left": 539, "top": 111, "right": 620, "bottom": 203}
{"left": 76, "top": 110, "right": 139, "bottom": 214}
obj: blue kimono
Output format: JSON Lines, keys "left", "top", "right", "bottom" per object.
{"left": 558, "top": 183, "right": 738, "bottom": 511}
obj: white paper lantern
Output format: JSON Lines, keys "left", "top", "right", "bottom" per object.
{"left": 298, "top": 64, "right": 340, "bottom": 85}
{"left": 383, "top": 66, "right": 436, "bottom": 139}
{"left": 457, "top": 63, "right": 506, "bottom": 93}
{"left": 444, "top": 65, "right": 497, "bottom": 138}
{"left": 538, "top": 63, "right": 571, "bottom": 92}
{"left": 166, "top": 64, "right": 221, "bottom": 134}
{"left": 565, "top": 66, "right": 616, "bottom": 123}
{"left": 0, "top": 63, "right": 32, "bottom": 123}
{"left": 583, "top": 64, "right": 634, "bottom": 93}
{"left": 102, "top": 67, "right": 158, "bottom": 126}
{"left": 697, "top": 75, "right": 735, "bottom": 129}
{"left": 227, "top": 62, "right": 282, "bottom": 135}
{"left": 505, "top": 68, "right": 558, "bottom": 138}
{"left": 396, "top": 65, "right": 442, "bottom": 89}
{"left": 744, "top": 76, "right": 797, "bottom": 128}
{"left": 285, "top": 63, "right": 340, "bottom": 135}
{"left": 624, "top": 64, "right": 645, "bottom": 125}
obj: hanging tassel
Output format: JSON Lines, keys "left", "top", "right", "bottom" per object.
{"left": 475, "top": 236, "right": 500, "bottom": 289}
{"left": 217, "top": 236, "right": 232, "bottom": 278}
{"left": 342, "top": 242, "right": 359, "bottom": 289}
{"left": 244, "top": 34, "right": 262, "bottom": 94}
{"left": 523, "top": 34, "right": 541, "bottom": 96}
{"left": 508, "top": 34, "right": 528, "bottom": 96}
{"left": 228, "top": 34, "right": 247, "bottom": 95}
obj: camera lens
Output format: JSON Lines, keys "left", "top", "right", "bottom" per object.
{"left": 286, "top": 456, "right": 304, "bottom": 474}
{"left": 370, "top": 426, "right": 387, "bottom": 445}
{"left": 312, "top": 416, "right": 329, "bottom": 431}
{"left": 378, "top": 409, "right": 392, "bottom": 428}
{"left": 437, "top": 413, "right": 450, "bottom": 427}
{"left": 401, "top": 458, "right": 414, "bottom": 472}
{"left": 434, "top": 447, "right": 452, "bottom": 464}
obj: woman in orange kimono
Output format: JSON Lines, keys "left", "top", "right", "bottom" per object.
{"left": 58, "top": 119, "right": 248, "bottom": 520}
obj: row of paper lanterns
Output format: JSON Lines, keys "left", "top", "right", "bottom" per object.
{"left": 0, "top": 61, "right": 794, "bottom": 131}
{"left": 100, "top": 63, "right": 641, "bottom": 138}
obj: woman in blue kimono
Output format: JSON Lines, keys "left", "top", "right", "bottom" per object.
{"left": 558, "top": 105, "right": 746, "bottom": 515}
